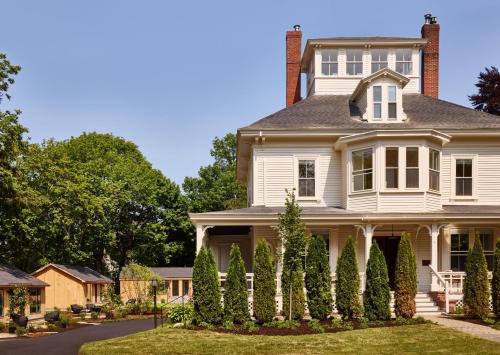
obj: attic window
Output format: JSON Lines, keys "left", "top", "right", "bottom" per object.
{"left": 321, "top": 50, "right": 338, "bottom": 76}
{"left": 396, "top": 49, "right": 412, "bottom": 75}
{"left": 346, "top": 49, "right": 363, "bottom": 75}
{"left": 371, "top": 49, "right": 388, "bottom": 73}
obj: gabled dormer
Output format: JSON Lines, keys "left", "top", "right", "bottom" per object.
{"left": 350, "top": 68, "right": 409, "bottom": 122}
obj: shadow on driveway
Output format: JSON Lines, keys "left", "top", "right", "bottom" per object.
{"left": 0, "top": 319, "right": 154, "bottom": 355}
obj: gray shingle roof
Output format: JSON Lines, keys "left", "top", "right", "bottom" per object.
{"left": 240, "top": 94, "right": 500, "bottom": 131}
{"left": 36, "top": 264, "right": 113, "bottom": 283}
{"left": 0, "top": 265, "right": 48, "bottom": 287}
{"left": 120, "top": 267, "right": 193, "bottom": 280}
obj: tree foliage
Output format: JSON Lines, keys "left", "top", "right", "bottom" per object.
{"left": 192, "top": 247, "right": 222, "bottom": 324}
{"left": 469, "top": 66, "right": 500, "bottom": 116}
{"left": 8, "top": 286, "right": 28, "bottom": 316}
{"left": 120, "top": 262, "right": 160, "bottom": 303}
{"left": 253, "top": 240, "right": 276, "bottom": 323}
{"left": 335, "top": 236, "right": 362, "bottom": 319}
{"left": 278, "top": 190, "right": 306, "bottom": 320}
{"left": 493, "top": 240, "right": 500, "bottom": 317}
{"left": 183, "top": 133, "right": 246, "bottom": 212}
{"left": 463, "top": 235, "right": 490, "bottom": 319}
{"left": 305, "top": 235, "right": 332, "bottom": 320}
{"left": 363, "top": 241, "right": 391, "bottom": 321}
{"left": 223, "top": 244, "right": 250, "bottom": 323}
{"left": 394, "top": 232, "right": 417, "bottom": 319}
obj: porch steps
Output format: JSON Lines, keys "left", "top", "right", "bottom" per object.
{"left": 390, "top": 292, "right": 442, "bottom": 315}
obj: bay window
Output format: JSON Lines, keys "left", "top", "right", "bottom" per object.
{"left": 298, "top": 160, "right": 315, "bottom": 197}
{"left": 455, "top": 159, "right": 473, "bottom": 196}
{"left": 346, "top": 49, "right": 363, "bottom": 75}
{"left": 373, "top": 86, "right": 382, "bottom": 119}
{"left": 385, "top": 147, "right": 399, "bottom": 188}
{"left": 371, "top": 49, "right": 388, "bottom": 73}
{"left": 405, "top": 147, "right": 419, "bottom": 188}
{"left": 429, "top": 149, "right": 440, "bottom": 191}
{"left": 321, "top": 49, "right": 338, "bottom": 76}
{"left": 450, "top": 231, "right": 469, "bottom": 271}
{"left": 395, "top": 49, "right": 412, "bottom": 75}
{"left": 352, "top": 148, "right": 373, "bottom": 191}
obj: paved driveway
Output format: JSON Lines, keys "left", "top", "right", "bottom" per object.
{"left": 0, "top": 319, "right": 154, "bottom": 355}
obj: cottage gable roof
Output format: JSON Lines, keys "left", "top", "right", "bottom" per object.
{"left": 120, "top": 267, "right": 193, "bottom": 280}
{"left": 0, "top": 264, "right": 48, "bottom": 287}
{"left": 33, "top": 264, "right": 113, "bottom": 284}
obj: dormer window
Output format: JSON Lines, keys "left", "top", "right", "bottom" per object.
{"left": 321, "top": 50, "right": 338, "bottom": 76}
{"left": 346, "top": 49, "right": 363, "bottom": 75}
{"left": 371, "top": 49, "right": 388, "bottom": 73}
{"left": 373, "top": 86, "right": 382, "bottom": 119}
{"left": 388, "top": 86, "right": 397, "bottom": 119}
{"left": 395, "top": 49, "right": 413, "bottom": 75}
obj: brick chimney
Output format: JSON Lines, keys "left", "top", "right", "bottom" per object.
{"left": 421, "top": 14, "right": 440, "bottom": 99}
{"left": 286, "top": 25, "right": 302, "bottom": 107}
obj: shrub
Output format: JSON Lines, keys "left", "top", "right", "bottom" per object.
{"left": 278, "top": 190, "right": 306, "bottom": 320}
{"left": 27, "top": 324, "right": 36, "bottom": 333}
{"left": 363, "top": 241, "right": 391, "bottom": 321}
{"left": 59, "top": 314, "right": 71, "bottom": 328}
{"left": 79, "top": 312, "right": 86, "bottom": 321}
{"left": 263, "top": 319, "right": 299, "bottom": 329}
{"left": 359, "top": 316, "right": 369, "bottom": 329}
{"left": 369, "top": 320, "right": 385, "bottom": 327}
{"left": 15, "top": 326, "right": 27, "bottom": 336}
{"left": 199, "top": 321, "right": 214, "bottom": 330}
{"left": 394, "top": 232, "right": 417, "bottom": 319}
{"left": 8, "top": 286, "right": 28, "bottom": 316}
{"left": 243, "top": 320, "right": 259, "bottom": 333}
{"left": 395, "top": 316, "right": 409, "bottom": 326}
{"left": 90, "top": 311, "right": 99, "bottom": 320}
{"left": 336, "top": 236, "right": 362, "bottom": 319}
{"left": 0, "top": 322, "right": 5, "bottom": 332}
{"left": 223, "top": 244, "right": 250, "bottom": 323}
{"left": 492, "top": 240, "right": 500, "bottom": 317}
{"left": 192, "top": 247, "right": 222, "bottom": 324}
{"left": 119, "top": 307, "right": 129, "bottom": 319}
{"left": 330, "top": 318, "right": 353, "bottom": 331}
{"left": 463, "top": 235, "right": 490, "bottom": 319}
{"left": 223, "top": 320, "right": 235, "bottom": 330}
{"left": 253, "top": 240, "right": 276, "bottom": 323}
{"left": 308, "top": 319, "right": 325, "bottom": 333}
{"left": 47, "top": 323, "right": 57, "bottom": 331}
{"left": 454, "top": 306, "right": 465, "bottom": 315}
{"left": 168, "top": 304, "right": 193, "bottom": 324}
{"left": 305, "top": 235, "right": 333, "bottom": 320}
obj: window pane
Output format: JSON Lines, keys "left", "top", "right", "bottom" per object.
{"left": 306, "top": 180, "right": 315, "bottom": 196}
{"left": 299, "top": 161, "right": 306, "bottom": 178}
{"left": 479, "top": 231, "right": 493, "bottom": 251}
{"left": 429, "top": 170, "right": 439, "bottom": 190}
{"left": 353, "top": 174, "right": 364, "bottom": 191}
{"left": 463, "top": 160, "right": 472, "bottom": 177}
{"left": 386, "top": 148, "right": 398, "bottom": 167}
{"left": 172, "top": 281, "right": 179, "bottom": 296}
{"left": 347, "top": 49, "right": 362, "bottom": 61}
{"left": 373, "top": 86, "right": 382, "bottom": 102}
{"left": 321, "top": 63, "right": 329, "bottom": 76}
{"left": 456, "top": 178, "right": 464, "bottom": 196}
{"left": 353, "top": 152, "right": 363, "bottom": 171}
{"left": 346, "top": 63, "right": 356, "bottom": 75}
{"left": 372, "top": 63, "right": 387, "bottom": 73}
{"left": 307, "top": 161, "right": 315, "bottom": 178}
{"left": 463, "top": 178, "right": 472, "bottom": 196}
{"left": 406, "top": 148, "right": 419, "bottom": 167}
{"left": 396, "top": 49, "right": 412, "bottom": 61}
{"left": 299, "top": 179, "right": 307, "bottom": 196}
{"left": 331, "top": 63, "right": 338, "bottom": 75}
{"left": 354, "top": 63, "right": 363, "bottom": 75}
{"left": 388, "top": 86, "right": 396, "bottom": 102}
{"left": 364, "top": 151, "right": 373, "bottom": 169}
{"left": 388, "top": 103, "right": 397, "bottom": 118}
{"left": 371, "top": 49, "right": 388, "bottom": 62}
{"left": 406, "top": 169, "right": 419, "bottom": 188}
{"left": 183, "top": 280, "right": 189, "bottom": 295}
{"left": 374, "top": 103, "right": 381, "bottom": 119}
{"left": 386, "top": 169, "right": 398, "bottom": 188}
{"left": 322, "top": 49, "right": 338, "bottom": 62}
{"left": 364, "top": 173, "right": 373, "bottom": 190}
{"left": 429, "top": 149, "right": 440, "bottom": 170}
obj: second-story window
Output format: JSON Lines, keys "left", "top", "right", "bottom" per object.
{"left": 456, "top": 159, "right": 473, "bottom": 196}
{"left": 371, "top": 49, "right": 388, "bottom": 73}
{"left": 373, "top": 86, "right": 382, "bottom": 119}
{"left": 388, "top": 86, "right": 397, "bottom": 119}
{"left": 346, "top": 49, "right": 363, "bottom": 75}
{"left": 321, "top": 49, "right": 338, "bottom": 76}
{"left": 406, "top": 147, "right": 419, "bottom": 188}
{"left": 385, "top": 147, "right": 399, "bottom": 189}
{"left": 429, "top": 149, "right": 440, "bottom": 191}
{"left": 298, "top": 160, "right": 315, "bottom": 197}
{"left": 352, "top": 149, "right": 373, "bottom": 191}
{"left": 395, "top": 49, "right": 413, "bottom": 75}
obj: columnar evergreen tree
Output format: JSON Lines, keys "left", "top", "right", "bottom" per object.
{"left": 223, "top": 244, "right": 250, "bottom": 323}
{"left": 336, "top": 236, "right": 362, "bottom": 319}
{"left": 253, "top": 240, "right": 276, "bottom": 323}
{"left": 363, "top": 242, "right": 391, "bottom": 321}
{"left": 192, "top": 247, "right": 222, "bottom": 324}
{"left": 305, "top": 235, "right": 333, "bottom": 320}
{"left": 394, "top": 232, "right": 417, "bottom": 319}
{"left": 463, "top": 235, "right": 490, "bottom": 319}
{"left": 493, "top": 240, "right": 500, "bottom": 317}
{"left": 278, "top": 190, "right": 306, "bottom": 320}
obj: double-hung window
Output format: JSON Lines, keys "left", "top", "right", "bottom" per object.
{"left": 298, "top": 160, "right": 315, "bottom": 197}
{"left": 321, "top": 49, "right": 338, "bottom": 76}
{"left": 450, "top": 231, "right": 469, "bottom": 271}
{"left": 172, "top": 280, "right": 179, "bottom": 296}
{"left": 395, "top": 49, "right": 413, "bottom": 75}
{"left": 455, "top": 159, "right": 473, "bottom": 196}
{"left": 352, "top": 149, "right": 373, "bottom": 191}
{"left": 373, "top": 86, "right": 382, "bottom": 119}
{"left": 346, "top": 49, "right": 363, "bottom": 75}
{"left": 429, "top": 149, "right": 440, "bottom": 191}
{"left": 371, "top": 49, "right": 388, "bottom": 73}
{"left": 406, "top": 147, "right": 419, "bottom": 188}
{"left": 385, "top": 147, "right": 399, "bottom": 189}
{"left": 388, "top": 86, "right": 397, "bottom": 119}
{"left": 478, "top": 230, "right": 494, "bottom": 270}
{"left": 29, "top": 288, "right": 41, "bottom": 314}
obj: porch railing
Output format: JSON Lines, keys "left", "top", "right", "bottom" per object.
{"left": 429, "top": 264, "right": 449, "bottom": 313}
{"left": 438, "top": 271, "right": 493, "bottom": 295}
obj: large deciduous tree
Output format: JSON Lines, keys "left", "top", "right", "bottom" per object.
{"left": 469, "top": 66, "right": 500, "bottom": 116}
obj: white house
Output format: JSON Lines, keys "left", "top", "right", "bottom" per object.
{"left": 190, "top": 14, "right": 499, "bottom": 314}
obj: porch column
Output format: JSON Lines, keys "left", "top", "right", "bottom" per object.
{"left": 364, "top": 225, "right": 374, "bottom": 268}
{"left": 430, "top": 223, "right": 440, "bottom": 292}
{"left": 196, "top": 224, "right": 212, "bottom": 254}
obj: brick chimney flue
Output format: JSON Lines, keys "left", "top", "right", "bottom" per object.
{"left": 286, "top": 25, "right": 302, "bottom": 107}
{"left": 421, "top": 14, "right": 440, "bottom": 99}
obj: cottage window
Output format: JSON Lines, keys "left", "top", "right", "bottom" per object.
{"left": 395, "top": 49, "right": 412, "bottom": 75}
{"left": 455, "top": 159, "right": 473, "bottom": 196}
{"left": 429, "top": 149, "right": 440, "bottom": 191}
{"left": 172, "top": 280, "right": 179, "bottom": 296}
{"left": 388, "top": 86, "right": 397, "bottom": 119}
{"left": 183, "top": 280, "right": 190, "bottom": 296}
{"left": 450, "top": 231, "right": 469, "bottom": 271}
{"left": 371, "top": 49, "right": 388, "bottom": 73}
{"left": 346, "top": 49, "right": 363, "bottom": 75}
{"left": 478, "top": 230, "right": 494, "bottom": 270}
{"left": 373, "top": 86, "right": 382, "bottom": 119}
{"left": 385, "top": 147, "right": 399, "bottom": 188}
{"left": 321, "top": 49, "right": 338, "bottom": 76}
{"left": 352, "top": 148, "right": 373, "bottom": 191}
{"left": 0, "top": 290, "right": 3, "bottom": 317}
{"left": 29, "top": 288, "right": 41, "bottom": 314}
{"left": 298, "top": 160, "right": 315, "bottom": 197}
{"left": 406, "top": 147, "right": 419, "bottom": 188}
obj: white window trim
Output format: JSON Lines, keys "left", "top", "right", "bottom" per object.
{"left": 371, "top": 49, "right": 389, "bottom": 74}
{"left": 384, "top": 146, "right": 399, "bottom": 190}
{"left": 294, "top": 156, "right": 320, "bottom": 201}
{"left": 345, "top": 49, "right": 364, "bottom": 77}
{"left": 349, "top": 146, "right": 375, "bottom": 194}
{"left": 428, "top": 148, "right": 441, "bottom": 193}
{"left": 320, "top": 49, "right": 339, "bottom": 77}
{"left": 450, "top": 154, "right": 478, "bottom": 200}
{"left": 404, "top": 146, "right": 420, "bottom": 190}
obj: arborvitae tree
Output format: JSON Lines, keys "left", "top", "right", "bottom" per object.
{"left": 493, "top": 240, "right": 500, "bottom": 317}
{"left": 305, "top": 235, "right": 333, "bottom": 320}
{"left": 336, "top": 236, "right": 362, "bottom": 319}
{"left": 278, "top": 190, "right": 306, "bottom": 320}
{"left": 253, "top": 240, "right": 276, "bottom": 323}
{"left": 192, "top": 247, "right": 222, "bottom": 324}
{"left": 223, "top": 244, "right": 250, "bottom": 323}
{"left": 394, "top": 232, "right": 417, "bottom": 319}
{"left": 363, "top": 242, "right": 391, "bottom": 321}
{"left": 463, "top": 235, "right": 490, "bottom": 319}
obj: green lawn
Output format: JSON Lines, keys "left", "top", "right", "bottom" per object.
{"left": 80, "top": 324, "right": 500, "bottom": 354}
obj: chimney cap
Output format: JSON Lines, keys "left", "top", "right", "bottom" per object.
{"left": 424, "top": 13, "right": 437, "bottom": 24}
{"left": 293, "top": 24, "right": 301, "bottom": 31}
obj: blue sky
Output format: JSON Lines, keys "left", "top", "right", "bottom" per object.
{"left": 2, "top": 1, "right": 499, "bottom": 185}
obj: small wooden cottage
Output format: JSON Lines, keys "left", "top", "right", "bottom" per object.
{"left": 0, "top": 264, "right": 48, "bottom": 319}
{"left": 32, "top": 264, "right": 113, "bottom": 310}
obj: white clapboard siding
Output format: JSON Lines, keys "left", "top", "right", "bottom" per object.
{"left": 347, "top": 192, "right": 377, "bottom": 212}
{"left": 414, "top": 235, "right": 431, "bottom": 292}
{"left": 378, "top": 193, "right": 425, "bottom": 212}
